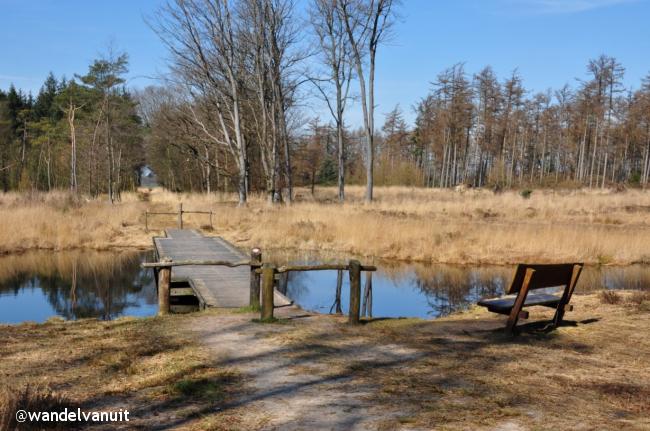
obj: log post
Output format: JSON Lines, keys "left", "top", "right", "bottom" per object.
{"left": 348, "top": 260, "right": 361, "bottom": 324}
{"left": 261, "top": 264, "right": 276, "bottom": 320}
{"left": 335, "top": 269, "right": 343, "bottom": 314}
{"left": 158, "top": 258, "right": 172, "bottom": 316}
{"left": 249, "top": 247, "right": 262, "bottom": 309}
{"left": 178, "top": 203, "right": 183, "bottom": 229}
{"left": 362, "top": 272, "right": 373, "bottom": 318}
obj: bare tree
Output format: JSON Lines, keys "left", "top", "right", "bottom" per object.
{"left": 310, "top": 0, "right": 354, "bottom": 202}
{"left": 152, "top": 0, "right": 251, "bottom": 205}
{"left": 338, "top": 0, "right": 398, "bottom": 202}
{"left": 242, "top": 0, "right": 302, "bottom": 203}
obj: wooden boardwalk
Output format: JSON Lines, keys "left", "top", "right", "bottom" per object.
{"left": 153, "top": 229, "right": 290, "bottom": 308}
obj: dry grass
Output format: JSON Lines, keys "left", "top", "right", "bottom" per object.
{"left": 150, "top": 186, "right": 650, "bottom": 264}
{"left": 3, "top": 186, "right": 650, "bottom": 264}
{"left": 1, "top": 293, "right": 648, "bottom": 430}
{"left": 0, "top": 190, "right": 153, "bottom": 254}
{"left": 601, "top": 289, "right": 650, "bottom": 311}
{"left": 0, "top": 387, "right": 75, "bottom": 430}
{"left": 247, "top": 292, "right": 650, "bottom": 430}
{"left": 0, "top": 313, "right": 242, "bottom": 430}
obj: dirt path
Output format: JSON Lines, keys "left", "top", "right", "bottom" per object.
{"left": 185, "top": 308, "right": 421, "bottom": 431}
{"left": 181, "top": 293, "right": 650, "bottom": 431}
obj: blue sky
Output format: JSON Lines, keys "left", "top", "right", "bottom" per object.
{"left": 1, "top": 0, "right": 649, "bottom": 126}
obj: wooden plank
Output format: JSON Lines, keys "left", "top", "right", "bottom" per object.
{"left": 478, "top": 292, "right": 563, "bottom": 312}
{"left": 507, "top": 263, "right": 582, "bottom": 294}
{"left": 153, "top": 229, "right": 290, "bottom": 308}
{"left": 170, "top": 287, "right": 195, "bottom": 296}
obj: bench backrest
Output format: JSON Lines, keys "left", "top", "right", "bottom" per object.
{"left": 507, "top": 263, "right": 584, "bottom": 294}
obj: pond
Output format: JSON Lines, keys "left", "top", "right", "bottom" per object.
{"left": 2, "top": 249, "right": 649, "bottom": 323}
{"left": 268, "top": 252, "right": 650, "bottom": 319}
{"left": 0, "top": 250, "right": 157, "bottom": 324}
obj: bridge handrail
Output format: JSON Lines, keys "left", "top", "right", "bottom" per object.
{"left": 146, "top": 249, "right": 376, "bottom": 324}
{"left": 142, "top": 259, "right": 255, "bottom": 268}
{"left": 145, "top": 203, "right": 215, "bottom": 231}
{"left": 142, "top": 260, "right": 377, "bottom": 272}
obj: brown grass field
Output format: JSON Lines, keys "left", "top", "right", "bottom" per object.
{"left": 1, "top": 292, "right": 648, "bottom": 430}
{"left": 2, "top": 186, "right": 650, "bottom": 265}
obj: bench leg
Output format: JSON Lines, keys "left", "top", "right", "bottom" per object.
{"left": 506, "top": 269, "right": 535, "bottom": 333}
{"left": 552, "top": 265, "right": 582, "bottom": 328}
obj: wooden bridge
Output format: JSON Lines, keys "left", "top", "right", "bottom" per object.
{"left": 152, "top": 229, "right": 290, "bottom": 308}
{"left": 145, "top": 227, "right": 377, "bottom": 323}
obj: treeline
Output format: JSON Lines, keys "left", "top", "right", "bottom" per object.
{"left": 0, "top": 54, "right": 143, "bottom": 199}
{"left": 3, "top": 0, "right": 649, "bottom": 203}
{"left": 407, "top": 59, "right": 650, "bottom": 189}
{"left": 140, "top": 0, "right": 650, "bottom": 205}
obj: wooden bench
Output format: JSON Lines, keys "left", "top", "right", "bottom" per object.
{"left": 478, "top": 263, "right": 584, "bottom": 332}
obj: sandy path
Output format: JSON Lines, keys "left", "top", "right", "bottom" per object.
{"left": 185, "top": 308, "right": 421, "bottom": 431}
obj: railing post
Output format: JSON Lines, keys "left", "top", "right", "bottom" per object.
{"left": 362, "top": 272, "right": 373, "bottom": 318}
{"left": 158, "top": 258, "right": 172, "bottom": 316}
{"left": 250, "top": 247, "right": 262, "bottom": 309}
{"left": 261, "top": 263, "right": 276, "bottom": 321}
{"left": 348, "top": 260, "right": 361, "bottom": 324}
{"left": 178, "top": 203, "right": 183, "bottom": 229}
{"left": 335, "top": 269, "right": 343, "bottom": 314}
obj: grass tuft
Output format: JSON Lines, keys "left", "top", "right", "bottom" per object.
{"left": 233, "top": 305, "right": 261, "bottom": 314}
{"left": 599, "top": 290, "right": 622, "bottom": 304}
{"left": 0, "top": 386, "right": 77, "bottom": 430}
{"left": 171, "top": 378, "right": 224, "bottom": 401}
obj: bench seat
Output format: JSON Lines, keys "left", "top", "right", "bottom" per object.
{"left": 478, "top": 292, "right": 561, "bottom": 312}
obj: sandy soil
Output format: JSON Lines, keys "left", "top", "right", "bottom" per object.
{"left": 182, "top": 291, "right": 650, "bottom": 430}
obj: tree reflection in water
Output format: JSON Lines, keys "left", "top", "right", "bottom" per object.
{"left": 267, "top": 249, "right": 650, "bottom": 319}
{"left": 0, "top": 250, "right": 156, "bottom": 322}
{"left": 410, "top": 266, "right": 510, "bottom": 317}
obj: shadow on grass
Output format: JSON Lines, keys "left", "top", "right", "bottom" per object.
{"left": 15, "top": 308, "right": 622, "bottom": 430}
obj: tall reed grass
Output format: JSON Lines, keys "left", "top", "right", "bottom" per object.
{"left": 2, "top": 187, "right": 650, "bottom": 264}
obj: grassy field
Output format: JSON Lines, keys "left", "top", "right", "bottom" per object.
{"left": 2, "top": 186, "right": 650, "bottom": 265}
{"left": 1, "top": 292, "right": 648, "bottom": 430}
{"left": 0, "top": 313, "right": 243, "bottom": 430}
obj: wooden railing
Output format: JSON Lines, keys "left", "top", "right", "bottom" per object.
{"left": 144, "top": 248, "right": 377, "bottom": 324}
{"left": 145, "top": 203, "right": 213, "bottom": 231}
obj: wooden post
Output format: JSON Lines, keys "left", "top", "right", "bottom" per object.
{"left": 362, "top": 272, "right": 373, "bottom": 318}
{"left": 335, "top": 269, "right": 343, "bottom": 314}
{"left": 250, "top": 247, "right": 262, "bottom": 309}
{"left": 261, "top": 264, "right": 276, "bottom": 320}
{"left": 158, "top": 258, "right": 172, "bottom": 316}
{"left": 348, "top": 260, "right": 361, "bottom": 324}
{"left": 178, "top": 203, "right": 183, "bottom": 229}
{"left": 145, "top": 211, "right": 148, "bottom": 232}
{"left": 209, "top": 211, "right": 213, "bottom": 230}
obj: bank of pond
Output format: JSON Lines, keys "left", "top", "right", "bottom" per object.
{"left": 0, "top": 249, "right": 649, "bottom": 324}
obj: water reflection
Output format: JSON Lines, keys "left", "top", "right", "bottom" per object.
{"left": 267, "top": 250, "right": 650, "bottom": 319}
{"left": 0, "top": 251, "right": 156, "bottom": 324}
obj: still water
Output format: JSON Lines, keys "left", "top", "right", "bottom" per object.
{"left": 270, "top": 252, "right": 650, "bottom": 319}
{"left": 0, "top": 250, "right": 156, "bottom": 324}
{"left": 1, "top": 250, "right": 649, "bottom": 323}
